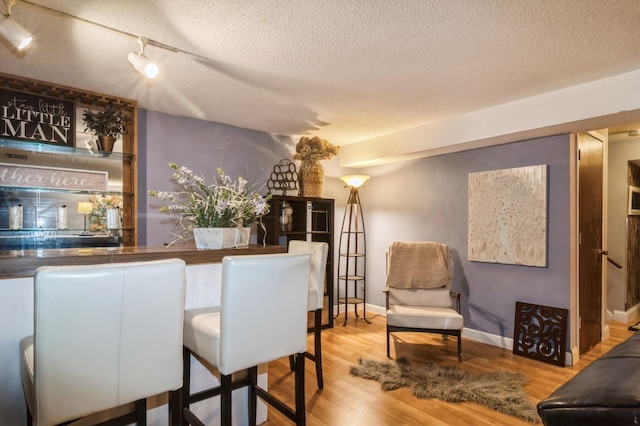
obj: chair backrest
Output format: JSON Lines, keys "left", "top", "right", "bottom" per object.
{"left": 32, "top": 259, "right": 186, "bottom": 426}
{"left": 386, "top": 242, "right": 453, "bottom": 308}
{"left": 288, "top": 240, "right": 329, "bottom": 311}
{"left": 218, "top": 253, "right": 310, "bottom": 375}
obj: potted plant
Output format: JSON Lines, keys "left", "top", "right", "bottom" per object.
{"left": 149, "top": 163, "right": 272, "bottom": 248}
{"left": 82, "top": 104, "right": 130, "bottom": 152}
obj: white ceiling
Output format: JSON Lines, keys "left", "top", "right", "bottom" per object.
{"left": 1, "top": 0, "right": 640, "bottom": 149}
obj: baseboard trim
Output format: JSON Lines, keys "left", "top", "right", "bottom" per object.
{"left": 461, "top": 327, "right": 513, "bottom": 350}
{"left": 613, "top": 303, "right": 640, "bottom": 323}
{"left": 347, "top": 306, "right": 575, "bottom": 366}
{"left": 333, "top": 303, "right": 386, "bottom": 317}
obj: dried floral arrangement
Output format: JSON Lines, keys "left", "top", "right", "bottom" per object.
{"left": 293, "top": 136, "right": 339, "bottom": 163}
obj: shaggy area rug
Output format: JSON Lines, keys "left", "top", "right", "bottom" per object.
{"left": 350, "top": 358, "right": 540, "bottom": 423}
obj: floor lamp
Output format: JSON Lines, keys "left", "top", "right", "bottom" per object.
{"left": 336, "top": 174, "right": 371, "bottom": 326}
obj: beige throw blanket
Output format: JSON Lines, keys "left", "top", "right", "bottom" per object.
{"left": 387, "top": 241, "right": 451, "bottom": 289}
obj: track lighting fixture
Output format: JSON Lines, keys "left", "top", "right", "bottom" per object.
{"left": 128, "top": 37, "right": 158, "bottom": 79}
{"left": 0, "top": 0, "right": 32, "bottom": 51}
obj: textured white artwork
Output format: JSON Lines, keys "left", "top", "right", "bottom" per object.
{"left": 468, "top": 165, "right": 548, "bottom": 267}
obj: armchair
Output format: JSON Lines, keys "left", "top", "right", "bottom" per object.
{"left": 385, "top": 241, "right": 463, "bottom": 361}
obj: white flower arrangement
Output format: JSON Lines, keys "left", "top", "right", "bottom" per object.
{"left": 149, "top": 163, "right": 271, "bottom": 241}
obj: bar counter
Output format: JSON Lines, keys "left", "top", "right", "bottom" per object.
{"left": 0, "top": 243, "right": 286, "bottom": 425}
{"left": 0, "top": 243, "right": 285, "bottom": 279}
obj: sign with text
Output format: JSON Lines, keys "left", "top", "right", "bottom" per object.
{"left": 0, "top": 163, "right": 107, "bottom": 191}
{"left": 0, "top": 89, "right": 75, "bottom": 146}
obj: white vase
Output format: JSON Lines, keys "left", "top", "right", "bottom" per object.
{"left": 106, "top": 208, "right": 120, "bottom": 229}
{"left": 56, "top": 205, "right": 68, "bottom": 229}
{"left": 193, "top": 227, "right": 251, "bottom": 249}
{"left": 9, "top": 204, "right": 23, "bottom": 230}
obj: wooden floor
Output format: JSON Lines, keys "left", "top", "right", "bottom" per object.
{"left": 265, "top": 313, "right": 635, "bottom": 425}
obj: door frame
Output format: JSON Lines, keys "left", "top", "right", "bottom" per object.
{"left": 570, "top": 130, "right": 609, "bottom": 364}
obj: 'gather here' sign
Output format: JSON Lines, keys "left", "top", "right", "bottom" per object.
{"left": 0, "top": 89, "right": 75, "bottom": 146}
{"left": 0, "top": 163, "right": 107, "bottom": 191}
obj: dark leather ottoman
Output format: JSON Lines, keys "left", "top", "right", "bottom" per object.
{"left": 537, "top": 332, "right": 640, "bottom": 425}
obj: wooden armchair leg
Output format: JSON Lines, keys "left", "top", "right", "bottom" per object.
{"left": 386, "top": 326, "right": 391, "bottom": 358}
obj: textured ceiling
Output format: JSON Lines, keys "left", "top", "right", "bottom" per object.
{"left": 1, "top": 0, "right": 639, "bottom": 147}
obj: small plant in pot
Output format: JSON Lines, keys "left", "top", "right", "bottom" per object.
{"left": 82, "top": 104, "right": 130, "bottom": 152}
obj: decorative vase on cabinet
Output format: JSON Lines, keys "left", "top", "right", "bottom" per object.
{"left": 299, "top": 160, "right": 324, "bottom": 197}
{"left": 193, "top": 227, "right": 250, "bottom": 249}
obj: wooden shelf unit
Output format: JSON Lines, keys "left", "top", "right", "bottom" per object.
{"left": 258, "top": 194, "right": 334, "bottom": 329}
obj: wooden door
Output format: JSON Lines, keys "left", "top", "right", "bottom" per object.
{"left": 578, "top": 132, "right": 604, "bottom": 355}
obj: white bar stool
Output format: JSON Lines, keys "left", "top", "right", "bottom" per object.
{"left": 181, "top": 252, "right": 311, "bottom": 426}
{"left": 287, "top": 240, "right": 329, "bottom": 388}
{"left": 20, "top": 259, "right": 187, "bottom": 426}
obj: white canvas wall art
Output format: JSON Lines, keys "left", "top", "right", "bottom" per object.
{"left": 468, "top": 165, "right": 548, "bottom": 267}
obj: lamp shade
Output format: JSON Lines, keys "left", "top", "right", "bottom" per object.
{"left": 128, "top": 51, "right": 159, "bottom": 78}
{"left": 0, "top": 17, "right": 32, "bottom": 51}
{"left": 77, "top": 202, "right": 93, "bottom": 214}
{"left": 339, "top": 174, "right": 370, "bottom": 188}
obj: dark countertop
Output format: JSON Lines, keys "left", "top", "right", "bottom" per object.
{"left": 0, "top": 243, "right": 286, "bottom": 278}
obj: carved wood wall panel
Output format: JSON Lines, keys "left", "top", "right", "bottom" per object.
{"left": 513, "top": 301, "right": 568, "bottom": 367}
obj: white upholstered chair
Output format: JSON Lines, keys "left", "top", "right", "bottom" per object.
{"left": 385, "top": 242, "right": 463, "bottom": 361}
{"left": 288, "top": 240, "right": 329, "bottom": 389}
{"left": 182, "top": 252, "right": 311, "bottom": 426}
{"left": 20, "top": 258, "right": 187, "bottom": 426}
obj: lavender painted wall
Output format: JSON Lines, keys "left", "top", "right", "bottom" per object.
{"left": 137, "top": 110, "right": 571, "bottom": 341}
{"left": 138, "top": 110, "right": 294, "bottom": 246}
{"left": 357, "top": 135, "right": 571, "bottom": 339}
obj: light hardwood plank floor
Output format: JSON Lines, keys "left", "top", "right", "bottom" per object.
{"left": 265, "top": 313, "right": 635, "bottom": 425}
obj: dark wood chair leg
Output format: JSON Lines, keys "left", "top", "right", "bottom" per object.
{"left": 134, "top": 398, "right": 147, "bottom": 426}
{"left": 221, "top": 374, "right": 233, "bottom": 426}
{"left": 249, "top": 366, "right": 258, "bottom": 426}
{"left": 295, "top": 352, "right": 306, "bottom": 426}
{"left": 26, "top": 404, "right": 32, "bottom": 426}
{"left": 313, "top": 308, "right": 324, "bottom": 389}
{"left": 288, "top": 354, "right": 296, "bottom": 371}
{"left": 457, "top": 331, "right": 462, "bottom": 362}
{"left": 169, "top": 389, "right": 181, "bottom": 426}
{"left": 181, "top": 346, "right": 191, "bottom": 424}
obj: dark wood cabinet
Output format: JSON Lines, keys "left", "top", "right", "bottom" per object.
{"left": 258, "top": 195, "right": 334, "bottom": 328}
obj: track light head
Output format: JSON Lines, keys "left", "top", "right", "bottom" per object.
{"left": 0, "top": 0, "right": 32, "bottom": 52}
{"left": 128, "top": 37, "right": 158, "bottom": 79}
{"left": 128, "top": 51, "right": 159, "bottom": 78}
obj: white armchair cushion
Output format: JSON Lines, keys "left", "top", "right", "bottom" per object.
{"left": 387, "top": 305, "right": 463, "bottom": 330}
{"left": 388, "top": 287, "right": 453, "bottom": 308}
